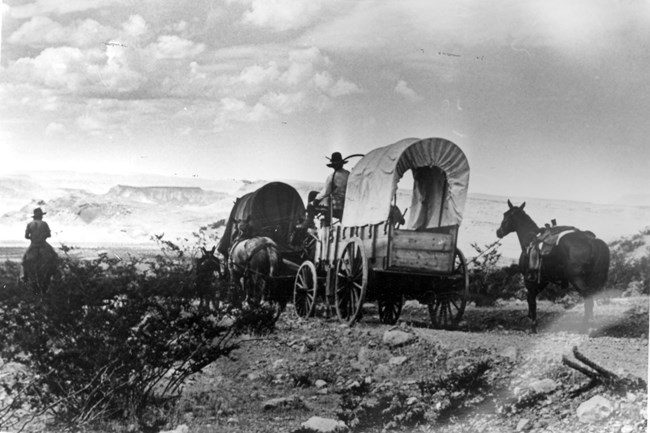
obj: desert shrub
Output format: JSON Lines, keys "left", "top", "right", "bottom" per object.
{"left": 608, "top": 246, "right": 650, "bottom": 296}
{"left": 468, "top": 243, "right": 524, "bottom": 306}
{"left": 0, "top": 239, "right": 275, "bottom": 430}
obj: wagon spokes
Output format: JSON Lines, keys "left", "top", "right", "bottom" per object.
{"left": 334, "top": 238, "right": 368, "bottom": 326}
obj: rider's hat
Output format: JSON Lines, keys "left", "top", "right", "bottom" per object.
{"left": 32, "top": 207, "right": 46, "bottom": 218}
{"left": 326, "top": 152, "right": 347, "bottom": 168}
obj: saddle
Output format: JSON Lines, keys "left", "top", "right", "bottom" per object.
{"left": 526, "top": 223, "right": 585, "bottom": 282}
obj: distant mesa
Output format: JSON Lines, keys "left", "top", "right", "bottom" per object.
{"left": 107, "top": 185, "right": 228, "bottom": 205}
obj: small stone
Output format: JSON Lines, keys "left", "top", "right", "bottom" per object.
{"left": 516, "top": 418, "right": 530, "bottom": 431}
{"left": 620, "top": 425, "right": 634, "bottom": 433}
{"left": 158, "top": 425, "right": 189, "bottom": 433}
{"left": 262, "top": 395, "right": 304, "bottom": 411}
{"left": 382, "top": 330, "right": 416, "bottom": 347}
{"left": 528, "top": 378, "right": 557, "bottom": 395}
{"left": 315, "top": 380, "right": 327, "bottom": 388}
{"left": 406, "top": 396, "right": 418, "bottom": 405}
{"left": 577, "top": 395, "right": 613, "bottom": 423}
{"left": 300, "top": 416, "right": 349, "bottom": 433}
{"left": 500, "top": 346, "right": 519, "bottom": 361}
{"left": 445, "top": 355, "right": 470, "bottom": 370}
{"left": 388, "top": 356, "right": 408, "bottom": 366}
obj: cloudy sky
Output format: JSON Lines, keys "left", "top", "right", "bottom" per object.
{"left": 1, "top": 0, "right": 648, "bottom": 203}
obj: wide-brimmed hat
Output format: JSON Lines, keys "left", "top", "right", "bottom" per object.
{"left": 326, "top": 152, "right": 348, "bottom": 168}
{"left": 32, "top": 207, "right": 46, "bottom": 217}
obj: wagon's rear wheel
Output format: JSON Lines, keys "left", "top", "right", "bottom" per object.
{"left": 294, "top": 261, "right": 318, "bottom": 318}
{"left": 378, "top": 292, "right": 403, "bottom": 325}
{"left": 427, "top": 248, "right": 469, "bottom": 328}
{"left": 335, "top": 238, "right": 368, "bottom": 325}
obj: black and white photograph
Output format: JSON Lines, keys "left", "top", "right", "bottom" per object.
{"left": 0, "top": 1, "right": 648, "bottom": 432}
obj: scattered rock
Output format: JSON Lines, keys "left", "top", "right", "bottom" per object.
{"left": 388, "top": 356, "right": 408, "bottom": 366}
{"left": 620, "top": 425, "right": 634, "bottom": 433}
{"left": 315, "top": 379, "right": 327, "bottom": 388}
{"left": 500, "top": 346, "right": 519, "bottom": 361}
{"left": 298, "top": 416, "right": 349, "bottom": 433}
{"left": 577, "top": 395, "right": 614, "bottom": 423}
{"left": 515, "top": 418, "right": 530, "bottom": 431}
{"left": 382, "top": 330, "right": 416, "bottom": 347}
{"left": 158, "top": 425, "right": 189, "bottom": 433}
{"left": 446, "top": 355, "right": 470, "bottom": 370}
{"left": 262, "top": 395, "right": 305, "bottom": 411}
{"left": 528, "top": 378, "right": 557, "bottom": 395}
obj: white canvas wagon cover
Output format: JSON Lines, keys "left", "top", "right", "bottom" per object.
{"left": 342, "top": 137, "right": 470, "bottom": 229}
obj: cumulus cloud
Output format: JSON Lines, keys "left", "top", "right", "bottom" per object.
{"left": 394, "top": 79, "right": 422, "bottom": 102}
{"left": 214, "top": 97, "right": 274, "bottom": 131}
{"left": 9, "top": 0, "right": 120, "bottom": 19}
{"left": 9, "top": 16, "right": 114, "bottom": 48}
{"left": 122, "top": 14, "right": 149, "bottom": 39}
{"left": 239, "top": 0, "right": 326, "bottom": 31}
{"left": 148, "top": 35, "right": 206, "bottom": 59}
{"left": 45, "top": 122, "right": 68, "bottom": 137}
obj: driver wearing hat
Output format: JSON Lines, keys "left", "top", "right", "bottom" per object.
{"left": 25, "top": 207, "right": 51, "bottom": 245}
{"left": 311, "top": 152, "right": 350, "bottom": 221}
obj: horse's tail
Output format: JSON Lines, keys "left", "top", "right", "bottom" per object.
{"left": 265, "top": 242, "right": 279, "bottom": 278}
{"left": 588, "top": 238, "right": 610, "bottom": 289}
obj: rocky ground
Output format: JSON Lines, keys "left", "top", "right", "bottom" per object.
{"left": 161, "top": 297, "right": 649, "bottom": 433}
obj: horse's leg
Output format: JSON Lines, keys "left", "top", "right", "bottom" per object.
{"left": 583, "top": 296, "right": 594, "bottom": 333}
{"left": 525, "top": 282, "right": 539, "bottom": 334}
{"left": 572, "top": 277, "right": 593, "bottom": 333}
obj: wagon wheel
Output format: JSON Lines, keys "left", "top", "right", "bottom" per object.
{"left": 294, "top": 261, "right": 318, "bottom": 318}
{"left": 427, "top": 248, "right": 469, "bottom": 329}
{"left": 377, "top": 292, "right": 404, "bottom": 325}
{"left": 334, "top": 237, "right": 368, "bottom": 325}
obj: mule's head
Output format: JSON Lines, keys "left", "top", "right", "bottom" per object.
{"left": 496, "top": 200, "right": 526, "bottom": 238}
{"left": 198, "top": 246, "right": 221, "bottom": 276}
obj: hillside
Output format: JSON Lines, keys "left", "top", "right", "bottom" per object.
{"left": 2, "top": 172, "right": 650, "bottom": 262}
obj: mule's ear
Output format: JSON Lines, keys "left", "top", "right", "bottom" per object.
{"left": 520, "top": 202, "right": 526, "bottom": 210}
{"left": 507, "top": 199, "right": 514, "bottom": 209}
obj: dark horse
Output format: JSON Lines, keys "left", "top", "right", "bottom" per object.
{"left": 496, "top": 200, "right": 610, "bottom": 333}
{"left": 22, "top": 242, "right": 59, "bottom": 294}
{"left": 195, "top": 246, "right": 222, "bottom": 310}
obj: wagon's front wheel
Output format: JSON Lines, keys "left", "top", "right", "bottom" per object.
{"left": 335, "top": 238, "right": 368, "bottom": 325}
{"left": 294, "top": 261, "right": 318, "bottom": 318}
{"left": 427, "top": 248, "right": 469, "bottom": 328}
{"left": 378, "top": 292, "right": 403, "bottom": 325}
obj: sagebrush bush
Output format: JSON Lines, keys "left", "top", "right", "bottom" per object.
{"left": 0, "top": 237, "right": 275, "bottom": 430}
{"left": 468, "top": 243, "right": 524, "bottom": 306}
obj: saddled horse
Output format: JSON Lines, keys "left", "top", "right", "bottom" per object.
{"left": 22, "top": 242, "right": 59, "bottom": 294}
{"left": 496, "top": 200, "right": 610, "bottom": 333}
{"left": 195, "top": 246, "right": 222, "bottom": 310}
{"left": 228, "top": 219, "right": 281, "bottom": 308}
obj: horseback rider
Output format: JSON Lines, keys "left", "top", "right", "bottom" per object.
{"left": 23, "top": 207, "right": 57, "bottom": 281}
{"left": 304, "top": 152, "right": 350, "bottom": 227}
